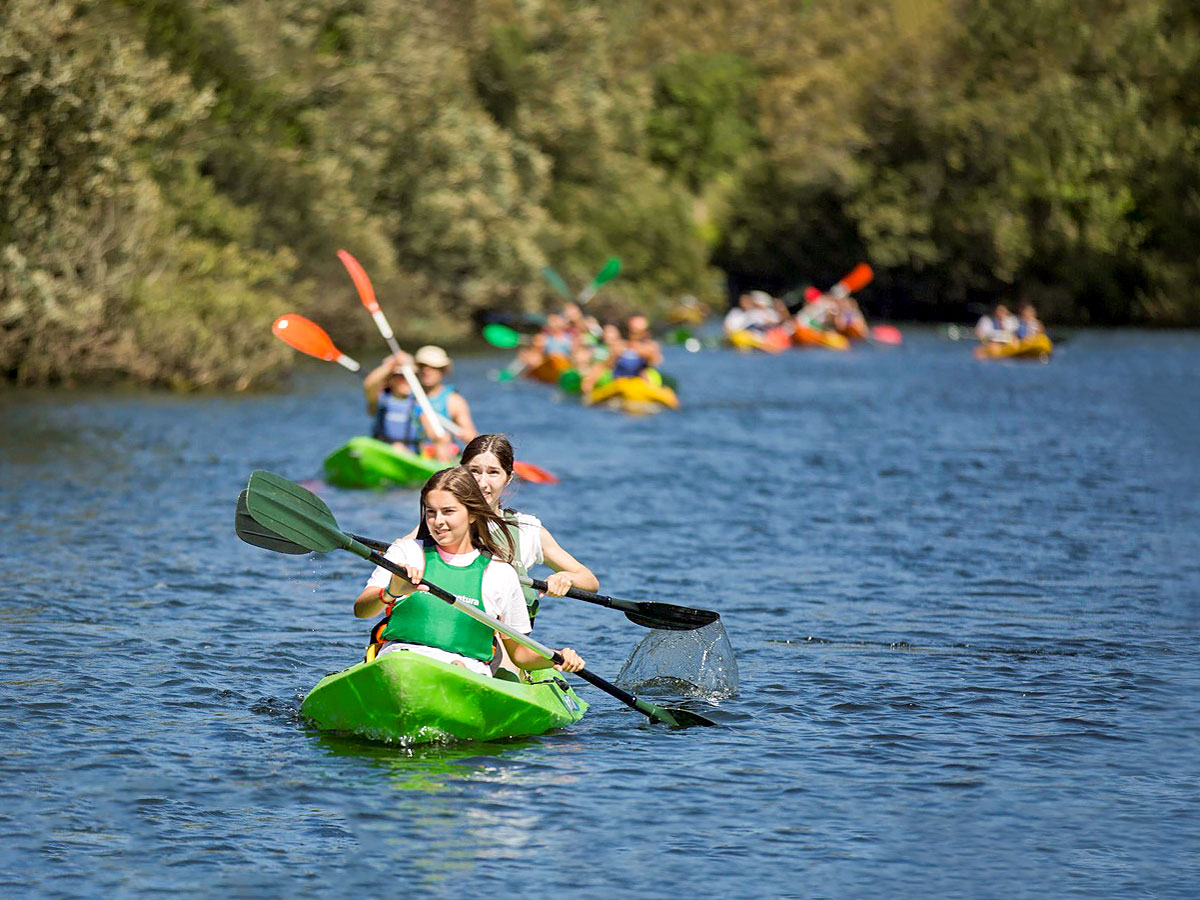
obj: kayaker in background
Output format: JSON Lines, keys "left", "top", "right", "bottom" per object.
{"left": 461, "top": 433, "right": 599, "bottom": 621}
{"left": 363, "top": 350, "right": 415, "bottom": 446}
{"left": 353, "top": 466, "right": 585, "bottom": 677}
{"left": 795, "top": 287, "right": 836, "bottom": 331}
{"left": 611, "top": 314, "right": 663, "bottom": 380}
{"left": 517, "top": 312, "right": 575, "bottom": 375}
{"left": 579, "top": 322, "right": 624, "bottom": 393}
{"left": 975, "top": 304, "right": 1019, "bottom": 343}
{"left": 1015, "top": 303, "right": 1044, "bottom": 340}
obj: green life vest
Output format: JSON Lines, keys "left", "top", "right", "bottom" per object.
{"left": 380, "top": 544, "right": 496, "bottom": 662}
{"left": 501, "top": 512, "right": 540, "bottom": 619}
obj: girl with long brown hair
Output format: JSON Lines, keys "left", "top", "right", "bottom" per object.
{"left": 354, "top": 467, "right": 584, "bottom": 677}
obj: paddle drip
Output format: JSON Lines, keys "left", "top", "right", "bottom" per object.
{"left": 616, "top": 620, "right": 739, "bottom": 699}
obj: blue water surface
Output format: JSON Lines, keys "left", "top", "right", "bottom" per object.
{"left": 1, "top": 328, "right": 1197, "bottom": 898}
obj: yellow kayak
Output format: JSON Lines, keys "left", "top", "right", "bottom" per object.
{"left": 725, "top": 328, "right": 791, "bottom": 353}
{"left": 585, "top": 377, "right": 680, "bottom": 414}
{"left": 974, "top": 333, "right": 1053, "bottom": 361}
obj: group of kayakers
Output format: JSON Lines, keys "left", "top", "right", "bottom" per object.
{"left": 975, "top": 303, "right": 1045, "bottom": 344}
{"left": 722, "top": 286, "right": 870, "bottom": 348}
{"left": 515, "top": 302, "right": 667, "bottom": 392}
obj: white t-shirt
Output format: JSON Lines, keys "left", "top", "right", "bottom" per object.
{"left": 364, "top": 539, "right": 530, "bottom": 676}
{"left": 492, "top": 512, "right": 544, "bottom": 572}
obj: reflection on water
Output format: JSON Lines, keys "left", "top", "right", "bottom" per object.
{"left": 617, "top": 620, "right": 739, "bottom": 698}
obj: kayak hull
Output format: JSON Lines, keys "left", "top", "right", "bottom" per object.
{"left": 525, "top": 354, "right": 572, "bottom": 384}
{"left": 793, "top": 324, "right": 851, "bottom": 351}
{"left": 585, "top": 377, "right": 680, "bottom": 414}
{"left": 323, "top": 436, "right": 452, "bottom": 489}
{"left": 726, "top": 328, "right": 790, "bottom": 353}
{"left": 301, "top": 651, "right": 587, "bottom": 744}
{"left": 974, "top": 333, "right": 1053, "bottom": 361}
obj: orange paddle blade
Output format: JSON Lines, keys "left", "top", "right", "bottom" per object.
{"left": 512, "top": 460, "right": 559, "bottom": 485}
{"left": 870, "top": 325, "right": 903, "bottom": 345}
{"left": 272, "top": 314, "right": 360, "bottom": 371}
{"left": 336, "top": 249, "right": 381, "bottom": 314}
{"left": 831, "top": 263, "right": 874, "bottom": 298}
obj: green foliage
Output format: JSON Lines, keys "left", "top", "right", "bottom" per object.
{"left": 3, "top": 0, "right": 1200, "bottom": 390}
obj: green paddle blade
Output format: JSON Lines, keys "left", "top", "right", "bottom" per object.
{"left": 245, "top": 470, "right": 362, "bottom": 556}
{"left": 235, "top": 490, "right": 310, "bottom": 554}
{"left": 482, "top": 323, "right": 522, "bottom": 350}
{"left": 541, "top": 266, "right": 573, "bottom": 301}
{"left": 558, "top": 369, "right": 583, "bottom": 394}
{"left": 590, "top": 257, "right": 621, "bottom": 288}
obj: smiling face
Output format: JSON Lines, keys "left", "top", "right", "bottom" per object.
{"left": 465, "top": 450, "right": 511, "bottom": 511}
{"left": 423, "top": 489, "right": 473, "bottom": 549}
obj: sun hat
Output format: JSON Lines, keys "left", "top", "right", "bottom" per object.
{"left": 414, "top": 345, "right": 451, "bottom": 368}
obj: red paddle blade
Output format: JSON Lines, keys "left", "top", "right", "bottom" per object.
{"left": 273, "top": 314, "right": 339, "bottom": 360}
{"left": 830, "top": 263, "right": 874, "bottom": 298}
{"left": 871, "top": 325, "right": 903, "bottom": 345}
{"left": 512, "top": 460, "right": 559, "bottom": 485}
{"left": 272, "top": 314, "right": 360, "bottom": 371}
{"left": 336, "top": 249, "right": 380, "bottom": 314}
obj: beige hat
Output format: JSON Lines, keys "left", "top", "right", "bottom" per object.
{"left": 414, "top": 345, "right": 451, "bottom": 369}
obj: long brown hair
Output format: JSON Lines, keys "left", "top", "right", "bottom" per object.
{"left": 416, "top": 466, "right": 514, "bottom": 562}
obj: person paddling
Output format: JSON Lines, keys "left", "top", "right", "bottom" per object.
{"left": 462, "top": 434, "right": 599, "bottom": 620}
{"left": 975, "top": 304, "right": 1019, "bottom": 343}
{"left": 363, "top": 345, "right": 477, "bottom": 461}
{"left": 353, "top": 467, "right": 585, "bottom": 677}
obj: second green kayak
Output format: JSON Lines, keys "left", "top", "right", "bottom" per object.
{"left": 322, "top": 436, "right": 452, "bottom": 489}
{"left": 301, "top": 650, "right": 588, "bottom": 744}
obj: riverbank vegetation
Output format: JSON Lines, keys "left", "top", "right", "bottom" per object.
{"left": 3, "top": 0, "right": 1197, "bottom": 387}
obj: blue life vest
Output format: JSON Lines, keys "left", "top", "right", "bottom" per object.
{"left": 373, "top": 387, "right": 454, "bottom": 451}
{"left": 544, "top": 333, "right": 573, "bottom": 357}
{"left": 611, "top": 349, "right": 647, "bottom": 379}
{"left": 372, "top": 390, "right": 418, "bottom": 448}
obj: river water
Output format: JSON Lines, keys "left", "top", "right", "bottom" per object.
{"left": 2, "top": 328, "right": 1197, "bottom": 898}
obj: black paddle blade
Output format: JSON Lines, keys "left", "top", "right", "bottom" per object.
{"left": 634, "top": 698, "right": 718, "bottom": 728}
{"left": 622, "top": 603, "right": 720, "bottom": 632}
{"left": 235, "top": 490, "right": 310, "bottom": 554}
{"left": 245, "top": 470, "right": 351, "bottom": 554}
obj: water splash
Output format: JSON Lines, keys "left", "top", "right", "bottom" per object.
{"left": 616, "top": 620, "right": 739, "bottom": 699}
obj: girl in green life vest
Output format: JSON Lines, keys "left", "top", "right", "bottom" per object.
{"left": 353, "top": 466, "right": 585, "bottom": 677}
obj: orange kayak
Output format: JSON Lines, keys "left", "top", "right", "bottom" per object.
{"left": 793, "top": 324, "right": 850, "bottom": 351}
{"left": 525, "top": 354, "right": 572, "bottom": 384}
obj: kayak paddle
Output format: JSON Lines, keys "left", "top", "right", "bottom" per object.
{"left": 239, "top": 471, "right": 716, "bottom": 728}
{"left": 540, "top": 266, "right": 574, "bottom": 303}
{"left": 827, "top": 262, "right": 874, "bottom": 299}
{"left": 869, "top": 324, "right": 903, "bottom": 345}
{"left": 578, "top": 257, "right": 621, "bottom": 305}
{"left": 336, "top": 248, "right": 448, "bottom": 442}
{"left": 234, "top": 491, "right": 717, "bottom": 631}
{"left": 272, "top": 314, "right": 360, "bottom": 371}
{"left": 481, "top": 323, "right": 524, "bottom": 350}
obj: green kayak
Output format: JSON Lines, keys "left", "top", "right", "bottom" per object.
{"left": 322, "top": 436, "right": 453, "bottom": 489}
{"left": 301, "top": 650, "right": 588, "bottom": 744}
